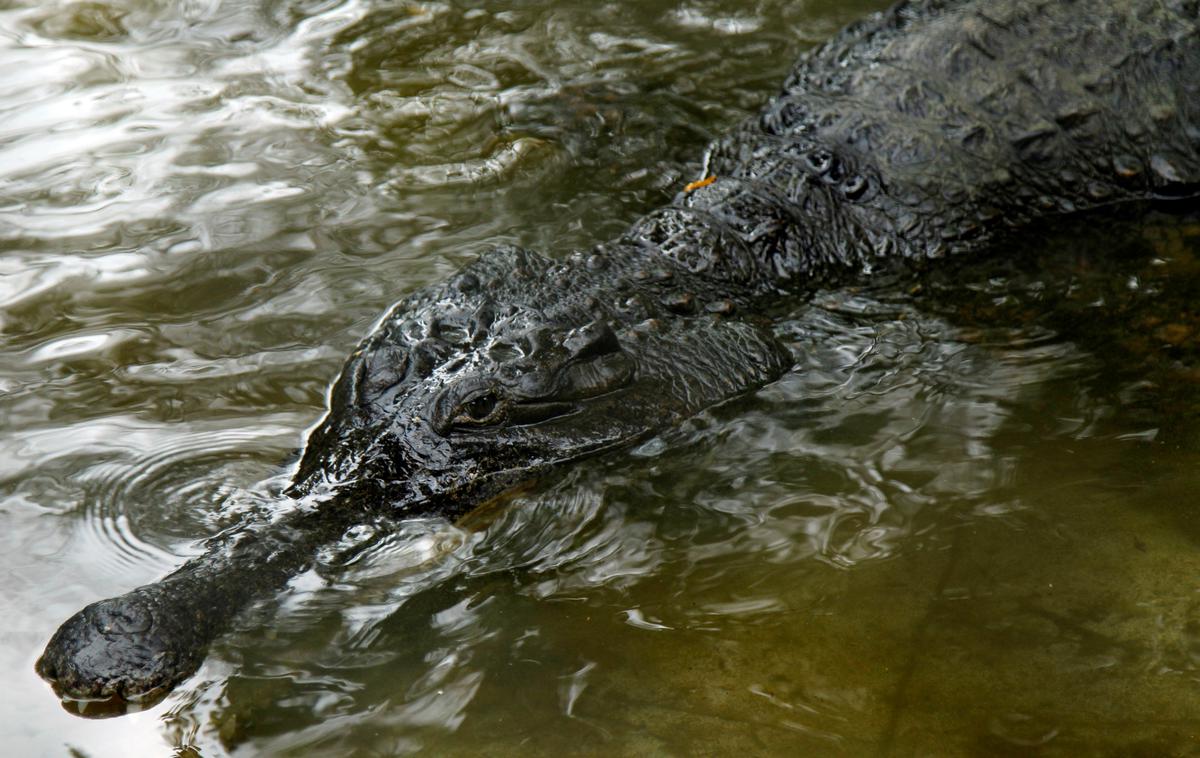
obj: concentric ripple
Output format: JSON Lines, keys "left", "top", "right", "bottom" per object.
{"left": 5, "top": 0, "right": 1200, "bottom": 755}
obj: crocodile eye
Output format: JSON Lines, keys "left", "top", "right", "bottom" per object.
{"left": 452, "top": 390, "right": 506, "bottom": 427}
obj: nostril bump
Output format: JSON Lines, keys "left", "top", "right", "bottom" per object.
{"left": 90, "top": 600, "right": 152, "bottom": 636}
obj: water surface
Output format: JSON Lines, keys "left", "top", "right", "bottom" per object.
{"left": 3, "top": 0, "right": 1200, "bottom": 755}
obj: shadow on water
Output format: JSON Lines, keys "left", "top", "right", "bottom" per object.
{"left": 154, "top": 213, "right": 1200, "bottom": 756}
{"left": 3, "top": 0, "right": 1200, "bottom": 755}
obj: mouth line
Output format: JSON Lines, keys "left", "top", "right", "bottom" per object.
{"left": 55, "top": 689, "right": 169, "bottom": 719}
{"left": 506, "top": 399, "right": 579, "bottom": 426}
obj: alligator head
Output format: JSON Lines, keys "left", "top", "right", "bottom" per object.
{"left": 37, "top": 245, "right": 793, "bottom": 711}
{"left": 290, "top": 245, "right": 795, "bottom": 516}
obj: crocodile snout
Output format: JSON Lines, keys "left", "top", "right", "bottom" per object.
{"left": 37, "top": 591, "right": 187, "bottom": 708}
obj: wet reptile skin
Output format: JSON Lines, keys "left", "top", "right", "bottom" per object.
{"left": 38, "top": 0, "right": 1200, "bottom": 705}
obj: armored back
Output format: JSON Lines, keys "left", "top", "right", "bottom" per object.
{"left": 680, "top": 0, "right": 1200, "bottom": 287}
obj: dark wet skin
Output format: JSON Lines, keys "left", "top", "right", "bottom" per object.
{"left": 37, "top": 0, "right": 1200, "bottom": 710}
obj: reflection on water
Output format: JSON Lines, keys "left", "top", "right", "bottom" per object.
{"left": 2, "top": 0, "right": 1199, "bottom": 755}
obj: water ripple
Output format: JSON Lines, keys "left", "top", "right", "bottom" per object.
{"left": 6, "top": 0, "right": 1200, "bottom": 755}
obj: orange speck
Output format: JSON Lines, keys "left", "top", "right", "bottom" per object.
{"left": 684, "top": 175, "right": 717, "bottom": 192}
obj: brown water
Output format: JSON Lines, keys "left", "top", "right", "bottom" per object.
{"left": 3, "top": 0, "right": 1200, "bottom": 755}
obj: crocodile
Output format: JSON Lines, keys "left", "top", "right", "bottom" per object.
{"left": 37, "top": 0, "right": 1200, "bottom": 707}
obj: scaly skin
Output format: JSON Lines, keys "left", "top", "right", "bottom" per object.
{"left": 38, "top": 0, "right": 1200, "bottom": 707}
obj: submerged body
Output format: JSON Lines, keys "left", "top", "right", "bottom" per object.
{"left": 38, "top": 0, "right": 1200, "bottom": 704}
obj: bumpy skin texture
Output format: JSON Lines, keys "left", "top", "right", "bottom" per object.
{"left": 36, "top": 513, "right": 328, "bottom": 703}
{"left": 38, "top": 0, "right": 1200, "bottom": 706}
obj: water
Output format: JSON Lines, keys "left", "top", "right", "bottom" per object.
{"left": 3, "top": 0, "right": 1200, "bottom": 755}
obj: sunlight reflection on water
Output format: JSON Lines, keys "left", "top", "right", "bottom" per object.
{"left": 4, "top": 0, "right": 1200, "bottom": 755}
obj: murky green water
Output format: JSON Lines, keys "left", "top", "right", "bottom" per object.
{"left": 4, "top": 0, "right": 1200, "bottom": 755}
